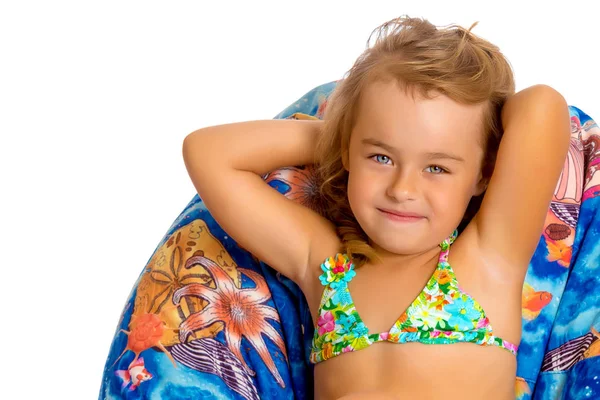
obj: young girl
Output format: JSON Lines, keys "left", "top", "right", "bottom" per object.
{"left": 182, "top": 16, "right": 570, "bottom": 400}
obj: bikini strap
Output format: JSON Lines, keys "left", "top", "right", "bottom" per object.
{"left": 438, "top": 228, "right": 458, "bottom": 263}
{"left": 318, "top": 253, "right": 356, "bottom": 287}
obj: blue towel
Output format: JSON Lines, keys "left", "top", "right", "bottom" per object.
{"left": 99, "top": 82, "right": 600, "bottom": 399}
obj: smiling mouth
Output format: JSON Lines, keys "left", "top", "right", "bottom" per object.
{"left": 377, "top": 209, "right": 425, "bottom": 222}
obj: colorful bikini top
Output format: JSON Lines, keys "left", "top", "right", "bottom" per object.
{"left": 310, "top": 229, "right": 519, "bottom": 364}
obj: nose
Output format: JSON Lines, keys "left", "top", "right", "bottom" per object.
{"left": 386, "top": 169, "right": 419, "bottom": 201}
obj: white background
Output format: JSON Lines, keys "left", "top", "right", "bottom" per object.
{"left": 1, "top": 0, "right": 599, "bottom": 398}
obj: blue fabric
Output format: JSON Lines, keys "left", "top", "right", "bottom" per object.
{"left": 530, "top": 107, "right": 600, "bottom": 399}
{"left": 99, "top": 82, "right": 600, "bottom": 399}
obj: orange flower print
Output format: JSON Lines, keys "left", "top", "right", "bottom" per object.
{"left": 396, "top": 312, "right": 408, "bottom": 327}
{"left": 434, "top": 269, "right": 452, "bottom": 285}
{"left": 322, "top": 342, "right": 334, "bottom": 360}
{"left": 433, "top": 294, "right": 450, "bottom": 311}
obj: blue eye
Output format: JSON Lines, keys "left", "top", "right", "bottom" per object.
{"left": 372, "top": 154, "right": 392, "bottom": 165}
{"left": 426, "top": 165, "right": 447, "bottom": 174}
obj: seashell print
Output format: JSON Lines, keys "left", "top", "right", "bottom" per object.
{"left": 170, "top": 338, "right": 260, "bottom": 400}
{"left": 549, "top": 201, "right": 579, "bottom": 229}
{"left": 545, "top": 223, "right": 571, "bottom": 241}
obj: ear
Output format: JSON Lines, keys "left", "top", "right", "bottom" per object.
{"left": 341, "top": 149, "right": 349, "bottom": 171}
{"left": 473, "top": 172, "right": 489, "bottom": 196}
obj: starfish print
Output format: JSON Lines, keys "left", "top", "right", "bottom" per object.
{"left": 173, "top": 255, "right": 288, "bottom": 387}
{"left": 263, "top": 165, "right": 327, "bottom": 216}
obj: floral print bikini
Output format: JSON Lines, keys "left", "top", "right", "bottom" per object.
{"left": 310, "top": 229, "right": 519, "bottom": 364}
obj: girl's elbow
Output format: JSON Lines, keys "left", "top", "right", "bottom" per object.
{"left": 183, "top": 129, "right": 205, "bottom": 150}
{"left": 182, "top": 131, "right": 213, "bottom": 162}
{"left": 182, "top": 134, "right": 197, "bottom": 163}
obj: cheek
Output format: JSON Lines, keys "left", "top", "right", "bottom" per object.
{"left": 429, "top": 187, "right": 466, "bottom": 216}
{"left": 432, "top": 186, "right": 473, "bottom": 224}
{"left": 347, "top": 172, "right": 364, "bottom": 208}
{"left": 346, "top": 169, "right": 377, "bottom": 213}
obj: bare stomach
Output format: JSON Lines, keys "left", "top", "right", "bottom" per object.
{"left": 313, "top": 341, "right": 517, "bottom": 400}
{"left": 334, "top": 391, "right": 401, "bottom": 400}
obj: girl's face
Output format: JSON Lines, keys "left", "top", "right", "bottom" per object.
{"left": 344, "top": 80, "right": 488, "bottom": 258}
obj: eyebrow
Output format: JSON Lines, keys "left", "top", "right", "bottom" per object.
{"left": 361, "top": 138, "right": 465, "bottom": 162}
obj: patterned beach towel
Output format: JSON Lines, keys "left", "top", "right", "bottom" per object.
{"left": 99, "top": 81, "right": 599, "bottom": 399}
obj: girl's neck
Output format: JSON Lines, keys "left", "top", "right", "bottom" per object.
{"left": 367, "top": 240, "right": 441, "bottom": 271}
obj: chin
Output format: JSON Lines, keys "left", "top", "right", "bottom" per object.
{"left": 366, "top": 230, "right": 424, "bottom": 254}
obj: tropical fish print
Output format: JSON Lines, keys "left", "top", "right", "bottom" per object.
{"left": 115, "top": 357, "right": 153, "bottom": 391}
{"left": 522, "top": 283, "right": 553, "bottom": 321}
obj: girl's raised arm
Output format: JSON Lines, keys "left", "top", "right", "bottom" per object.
{"left": 475, "top": 84, "right": 571, "bottom": 276}
{"left": 182, "top": 119, "right": 339, "bottom": 286}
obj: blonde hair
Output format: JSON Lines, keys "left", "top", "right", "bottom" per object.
{"left": 314, "top": 15, "right": 515, "bottom": 268}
